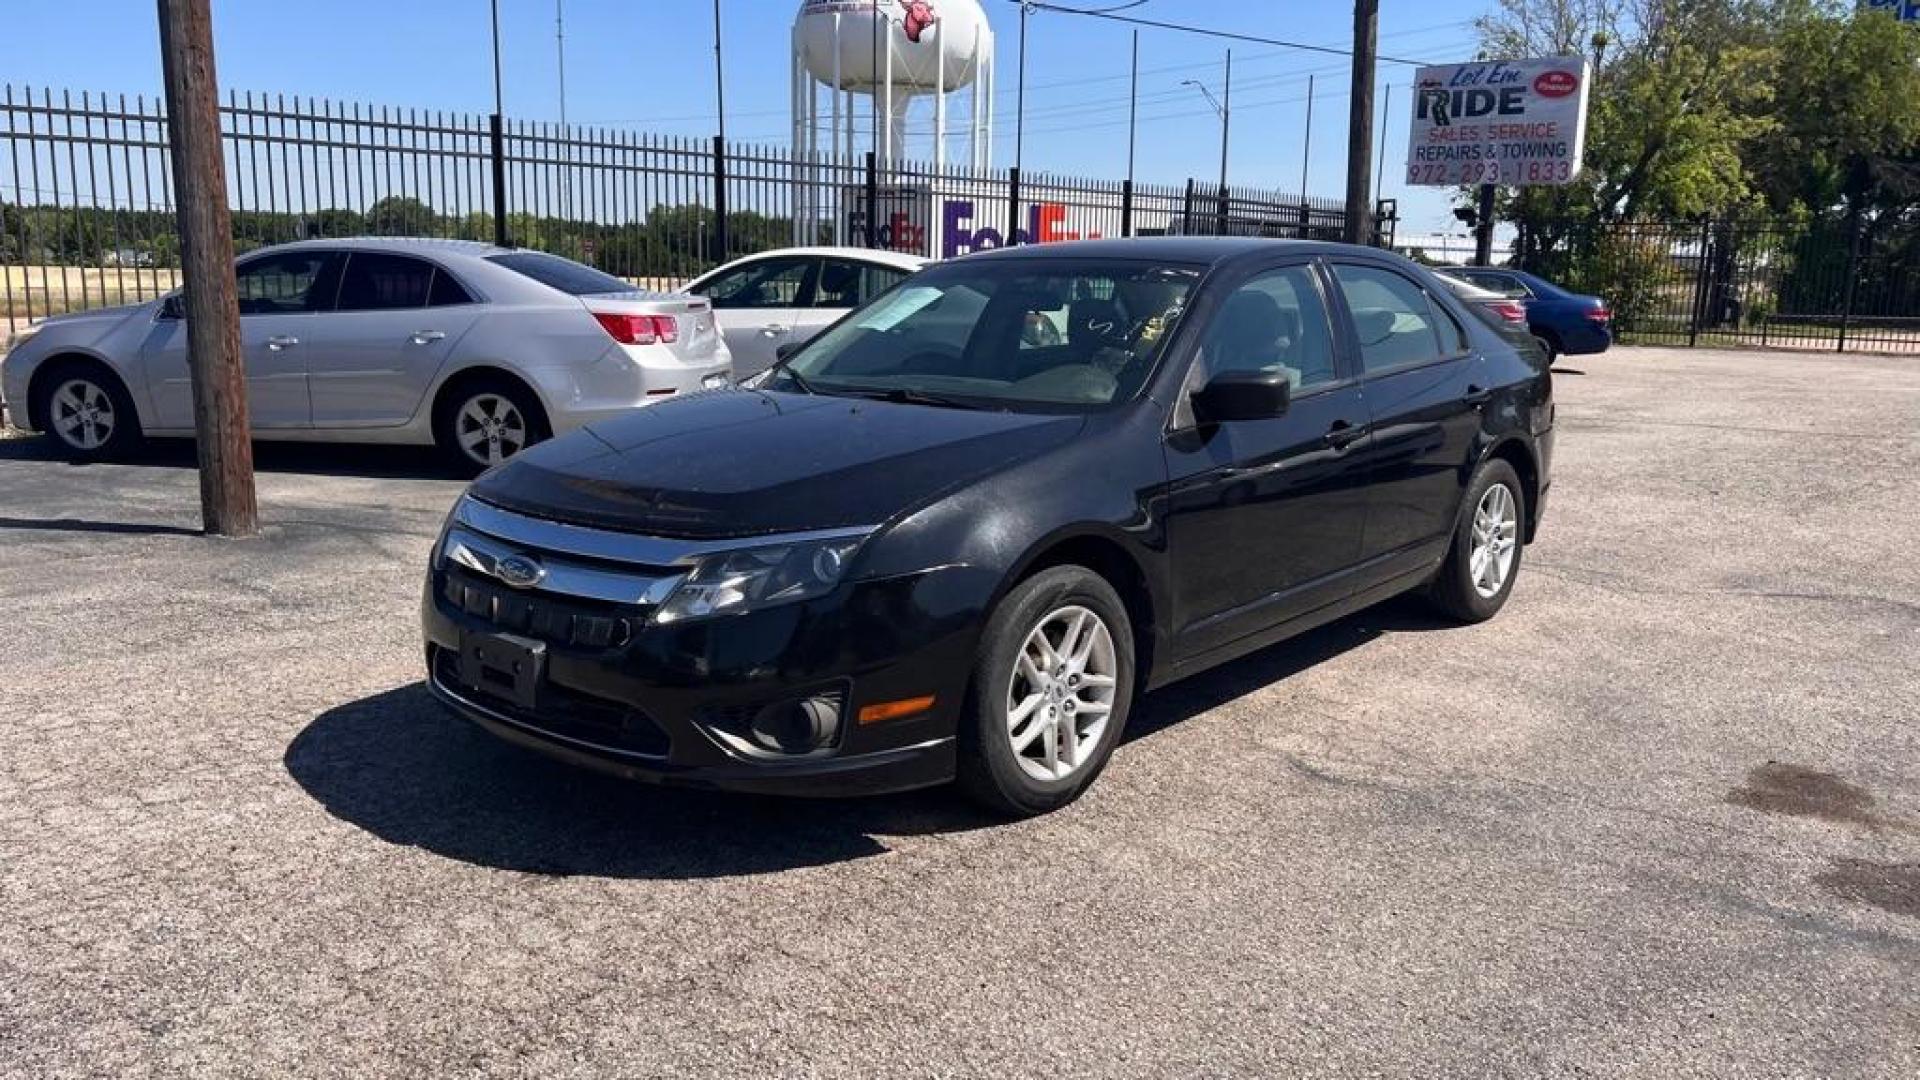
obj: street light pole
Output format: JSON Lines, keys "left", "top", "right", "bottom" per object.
{"left": 1015, "top": 1, "right": 1029, "bottom": 171}
{"left": 1180, "top": 76, "right": 1229, "bottom": 194}
{"left": 1220, "top": 48, "right": 1232, "bottom": 196}
{"left": 489, "top": 0, "right": 508, "bottom": 247}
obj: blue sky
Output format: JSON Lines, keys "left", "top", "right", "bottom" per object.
{"left": 6, "top": 0, "right": 1486, "bottom": 235}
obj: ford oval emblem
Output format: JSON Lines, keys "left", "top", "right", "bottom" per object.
{"left": 495, "top": 553, "right": 547, "bottom": 589}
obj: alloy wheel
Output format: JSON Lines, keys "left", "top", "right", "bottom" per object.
{"left": 1005, "top": 604, "right": 1118, "bottom": 783}
{"left": 1470, "top": 482, "right": 1519, "bottom": 599}
{"left": 455, "top": 393, "right": 528, "bottom": 466}
{"left": 51, "top": 378, "right": 116, "bottom": 451}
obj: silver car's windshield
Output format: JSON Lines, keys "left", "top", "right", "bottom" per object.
{"left": 762, "top": 259, "right": 1201, "bottom": 411}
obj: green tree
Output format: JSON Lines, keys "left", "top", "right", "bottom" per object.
{"left": 1751, "top": 8, "right": 1920, "bottom": 217}
{"left": 365, "top": 195, "right": 438, "bottom": 236}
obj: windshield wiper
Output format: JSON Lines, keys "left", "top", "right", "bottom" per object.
{"left": 760, "top": 355, "right": 815, "bottom": 395}
{"left": 856, "top": 387, "right": 991, "bottom": 411}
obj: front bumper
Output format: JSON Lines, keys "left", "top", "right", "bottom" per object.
{"left": 421, "top": 560, "right": 991, "bottom": 797}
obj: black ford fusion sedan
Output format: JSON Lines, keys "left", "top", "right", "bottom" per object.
{"left": 422, "top": 238, "right": 1552, "bottom": 816}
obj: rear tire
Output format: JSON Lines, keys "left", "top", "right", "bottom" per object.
{"left": 32, "top": 359, "right": 144, "bottom": 462}
{"left": 1426, "top": 457, "right": 1526, "bottom": 623}
{"left": 957, "top": 566, "right": 1136, "bottom": 817}
{"left": 434, "top": 375, "right": 549, "bottom": 475}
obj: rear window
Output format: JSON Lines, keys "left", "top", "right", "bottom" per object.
{"left": 485, "top": 251, "right": 634, "bottom": 296}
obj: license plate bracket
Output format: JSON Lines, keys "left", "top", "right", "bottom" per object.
{"left": 458, "top": 631, "right": 546, "bottom": 710}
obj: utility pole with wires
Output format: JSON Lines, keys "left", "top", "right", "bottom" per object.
{"left": 489, "top": 0, "right": 508, "bottom": 247}
{"left": 156, "top": 0, "right": 257, "bottom": 536}
{"left": 555, "top": 0, "right": 569, "bottom": 220}
{"left": 1344, "top": 0, "right": 1378, "bottom": 245}
{"left": 1300, "top": 73, "right": 1313, "bottom": 198}
{"left": 1015, "top": 1, "right": 1030, "bottom": 171}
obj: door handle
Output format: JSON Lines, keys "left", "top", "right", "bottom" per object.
{"left": 410, "top": 330, "right": 447, "bottom": 344}
{"left": 759, "top": 323, "right": 789, "bottom": 337}
{"left": 1324, "top": 419, "right": 1367, "bottom": 450}
{"left": 266, "top": 335, "right": 299, "bottom": 351}
{"left": 1463, "top": 383, "right": 1493, "bottom": 406}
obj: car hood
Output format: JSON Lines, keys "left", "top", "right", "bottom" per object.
{"left": 23, "top": 301, "right": 157, "bottom": 344}
{"left": 468, "top": 388, "right": 1086, "bottom": 540}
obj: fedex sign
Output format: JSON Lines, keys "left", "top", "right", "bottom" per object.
{"left": 941, "top": 199, "right": 1105, "bottom": 258}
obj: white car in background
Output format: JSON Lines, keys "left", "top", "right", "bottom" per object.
{"left": 681, "top": 246, "right": 929, "bottom": 377}
{"left": 0, "top": 238, "right": 730, "bottom": 471}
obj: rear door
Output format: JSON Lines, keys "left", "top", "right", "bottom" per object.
{"left": 687, "top": 255, "right": 817, "bottom": 378}
{"left": 1162, "top": 258, "right": 1375, "bottom": 661}
{"left": 1327, "top": 260, "right": 1484, "bottom": 572}
{"left": 789, "top": 257, "right": 914, "bottom": 345}
{"left": 306, "top": 251, "right": 483, "bottom": 428}
{"left": 143, "top": 249, "right": 339, "bottom": 430}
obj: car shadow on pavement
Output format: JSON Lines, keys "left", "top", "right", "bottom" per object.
{"left": 285, "top": 597, "right": 1450, "bottom": 880}
{"left": 284, "top": 682, "right": 997, "bottom": 880}
{"left": 0, "top": 432, "right": 466, "bottom": 480}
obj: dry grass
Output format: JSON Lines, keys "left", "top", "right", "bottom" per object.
{"left": 2, "top": 265, "right": 181, "bottom": 319}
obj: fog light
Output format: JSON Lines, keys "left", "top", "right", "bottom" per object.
{"left": 747, "top": 693, "right": 842, "bottom": 755}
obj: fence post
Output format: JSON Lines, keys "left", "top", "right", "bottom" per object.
{"left": 1182, "top": 178, "right": 1195, "bottom": 235}
{"left": 863, "top": 151, "right": 878, "bottom": 248}
{"left": 1838, "top": 213, "right": 1861, "bottom": 354}
{"left": 488, "top": 112, "right": 508, "bottom": 248}
{"left": 1007, "top": 167, "right": 1022, "bottom": 247}
{"left": 712, "top": 134, "right": 729, "bottom": 263}
{"left": 1120, "top": 179, "right": 1134, "bottom": 238}
{"left": 1687, "top": 218, "right": 1714, "bottom": 348}
{"left": 1215, "top": 183, "right": 1229, "bottom": 237}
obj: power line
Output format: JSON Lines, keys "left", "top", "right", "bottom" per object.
{"left": 1016, "top": 1, "right": 1450, "bottom": 67}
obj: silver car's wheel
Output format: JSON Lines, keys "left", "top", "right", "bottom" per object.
{"left": 454, "top": 392, "right": 529, "bottom": 466}
{"left": 1469, "top": 481, "right": 1519, "bottom": 599}
{"left": 51, "top": 377, "right": 117, "bottom": 451}
{"left": 1005, "top": 604, "right": 1118, "bottom": 783}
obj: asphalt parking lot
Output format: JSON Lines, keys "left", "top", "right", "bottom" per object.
{"left": 2, "top": 345, "right": 1916, "bottom": 1077}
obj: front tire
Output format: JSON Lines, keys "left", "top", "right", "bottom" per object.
{"left": 957, "top": 566, "right": 1136, "bottom": 817}
{"left": 1427, "top": 457, "right": 1525, "bottom": 623}
{"left": 33, "top": 360, "right": 144, "bottom": 462}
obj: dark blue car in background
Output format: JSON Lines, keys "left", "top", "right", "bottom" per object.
{"left": 1440, "top": 267, "right": 1612, "bottom": 362}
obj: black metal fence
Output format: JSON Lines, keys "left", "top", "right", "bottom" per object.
{"left": 1, "top": 84, "right": 1366, "bottom": 325}
{"left": 1515, "top": 214, "right": 1920, "bottom": 354}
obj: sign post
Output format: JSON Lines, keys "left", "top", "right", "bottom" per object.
{"left": 1404, "top": 56, "right": 1591, "bottom": 265}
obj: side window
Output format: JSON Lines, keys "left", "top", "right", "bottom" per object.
{"left": 428, "top": 267, "right": 476, "bottom": 307}
{"left": 814, "top": 259, "right": 908, "bottom": 309}
{"left": 1331, "top": 264, "right": 1444, "bottom": 374}
{"left": 1476, "top": 272, "right": 1530, "bottom": 299}
{"left": 334, "top": 252, "right": 435, "bottom": 311}
{"left": 1430, "top": 295, "right": 1471, "bottom": 354}
{"left": 1199, "top": 265, "right": 1339, "bottom": 390}
{"left": 234, "top": 251, "right": 336, "bottom": 315}
{"left": 693, "top": 257, "right": 814, "bottom": 310}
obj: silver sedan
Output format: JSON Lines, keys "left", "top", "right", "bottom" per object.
{"left": 0, "top": 238, "right": 731, "bottom": 470}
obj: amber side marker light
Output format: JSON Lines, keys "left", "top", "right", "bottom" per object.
{"left": 857, "top": 696, "right": 936, "bottom": 725}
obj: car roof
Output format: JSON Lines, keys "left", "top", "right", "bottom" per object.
{"left": 717, "top": 246, "right": 931, "bottom": 270}
{"left": 952, "top": 236, "right": 1401, "bottom": 267}
{"left": 242, "top": 237, "right": 513, "bottom": 264}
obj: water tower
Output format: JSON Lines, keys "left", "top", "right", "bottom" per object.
{"left": 790, "top": 0, "right": 996, "bottom": 171}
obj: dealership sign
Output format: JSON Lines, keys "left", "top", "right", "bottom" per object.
{"left": 1405, "top": 56, "right": 1591, "bottom": 187}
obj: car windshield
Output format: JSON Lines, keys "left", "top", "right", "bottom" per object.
{"left": 485, "top": 251, "right": 635, "bottom": 296}
{"left": 762, "top": 259, "right": 1201, "bottom": 411}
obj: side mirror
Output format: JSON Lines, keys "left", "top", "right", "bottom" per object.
{"left": 1192, "top": 369, "right": 1291, "bottom": 425}
{"left": 774, "top": 341, "right": 803, "bottom": 362}
{"left": 159, "top": 294, "right": 183, "bottom": 320}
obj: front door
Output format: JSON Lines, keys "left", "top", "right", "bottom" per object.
{"left": 1162, "top": 260, "right": 1375, "bottom": 662}
{"left": 143, "top": 250, "right": 340, "bottom": 430}
{"left": 306, "top": 251, "right": 483, "bottom": 427}
{"left": 688, "top": 255, "right": 817, "bottom": 378}
{"left": 1326, "top": 261, "right": 1483, "bottom": 570}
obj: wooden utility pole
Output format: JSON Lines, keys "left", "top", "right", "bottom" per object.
{"left": 158, "top": 0, "right": 257, "bottom": 536}
{"left": 1344, "top": 0, "right": 1378, "bottom": 245}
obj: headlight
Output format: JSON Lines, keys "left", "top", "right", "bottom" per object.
{"left": 653, "top": 533, "right": 868, "bottom": 624}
